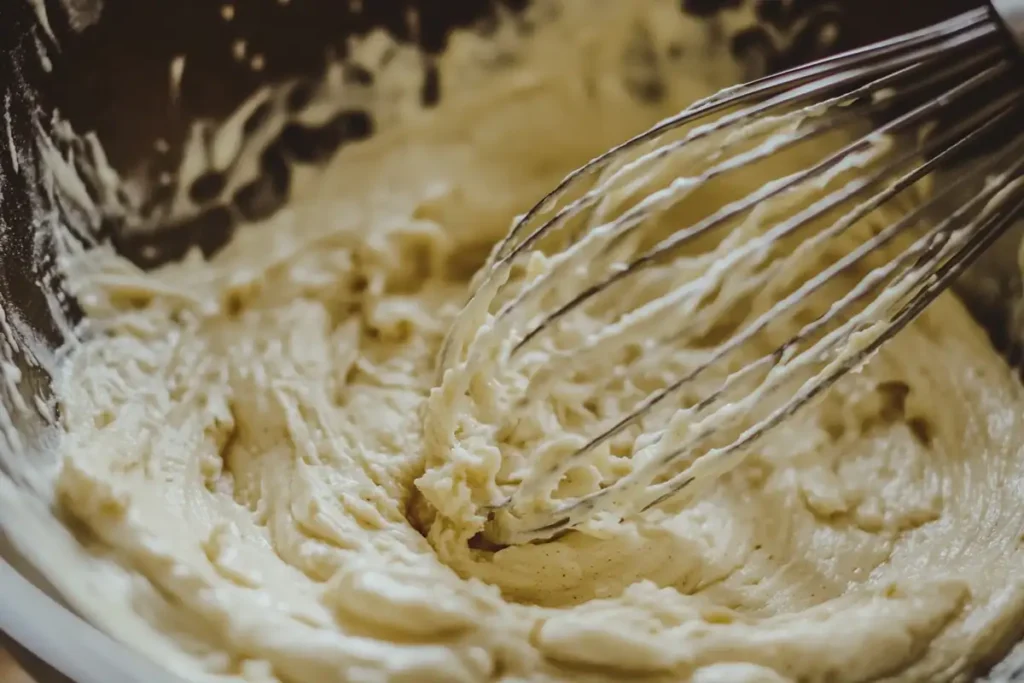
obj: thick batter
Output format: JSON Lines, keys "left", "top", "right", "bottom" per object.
{"left": 27, "top": 2, "right": 1024, "bottom": 682}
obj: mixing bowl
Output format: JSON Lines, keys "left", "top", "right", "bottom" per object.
{"left": 1, "top": 0, "right": 1023, "bottom": 681}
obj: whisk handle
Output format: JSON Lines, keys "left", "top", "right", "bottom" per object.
{"left": 992, "top": 0, "right": 1024, "bottom": 51}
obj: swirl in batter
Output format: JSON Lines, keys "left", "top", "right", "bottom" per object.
{"left": 25, "top": 2, "right": 1024, "bottom": 682}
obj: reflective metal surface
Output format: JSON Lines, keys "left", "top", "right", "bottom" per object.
{"left": 993, "top": 0, "right": 1024, "bottom": 50}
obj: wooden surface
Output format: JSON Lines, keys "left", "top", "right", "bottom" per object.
{"left": 0, "top": 649, "right": 36, "bottom": 683}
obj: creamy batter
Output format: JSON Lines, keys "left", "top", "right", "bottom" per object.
{"left": 14, "top": 2, "right": 1024, "bottom": 682}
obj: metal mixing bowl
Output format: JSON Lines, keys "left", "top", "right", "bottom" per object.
{"left": 1, "top": 1, "right": 1022, "bottom": 681}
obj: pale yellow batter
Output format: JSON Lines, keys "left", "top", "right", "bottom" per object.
{"left": 21, "top": 2, "right": 1024, "bottom": 682}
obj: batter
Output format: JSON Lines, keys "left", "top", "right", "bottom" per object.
{"left": 26, "top": 1, "right": 1024, "bottom": 682}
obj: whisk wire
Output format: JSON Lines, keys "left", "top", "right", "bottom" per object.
{"left": 512, "top": 82, "right": 1022, "bottom": 364}
{"left": 477, "top": 8, "right": 997, "bottom": 275}
{"left": 490, "top": 131, "right": 1024, "bottom": 542}
{"left": 437, "top": 5, "right": 1024, "bottom": 545}
{"left": 514, "top": 94, "right": 1024, "bottom": 488}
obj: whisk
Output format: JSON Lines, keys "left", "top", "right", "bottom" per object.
{"left": 435, "top": 0, "right": 1024, "bottom": 546}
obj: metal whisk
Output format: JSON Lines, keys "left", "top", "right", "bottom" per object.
{"left": 436, "top": 1, "right": 1024, "bottom": 546}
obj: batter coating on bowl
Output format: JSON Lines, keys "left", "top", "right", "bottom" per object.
{"left": 26, "top": 2, "right": 1024, "bottom": 682}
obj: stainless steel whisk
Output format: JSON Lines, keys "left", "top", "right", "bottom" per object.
{"left": 437, "top": 1, "right": 1024, "bottom": 546}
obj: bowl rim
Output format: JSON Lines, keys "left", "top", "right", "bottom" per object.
{"left": 0, "top": 559, "right": 183, "bottom": 683}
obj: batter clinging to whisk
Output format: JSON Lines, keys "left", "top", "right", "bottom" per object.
{"left": 425, "top": 0, "right": 1024, "bottom": 546}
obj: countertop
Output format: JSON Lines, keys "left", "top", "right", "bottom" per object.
{"left": 1, "top": 649, "right": 36, "bottom": 683}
